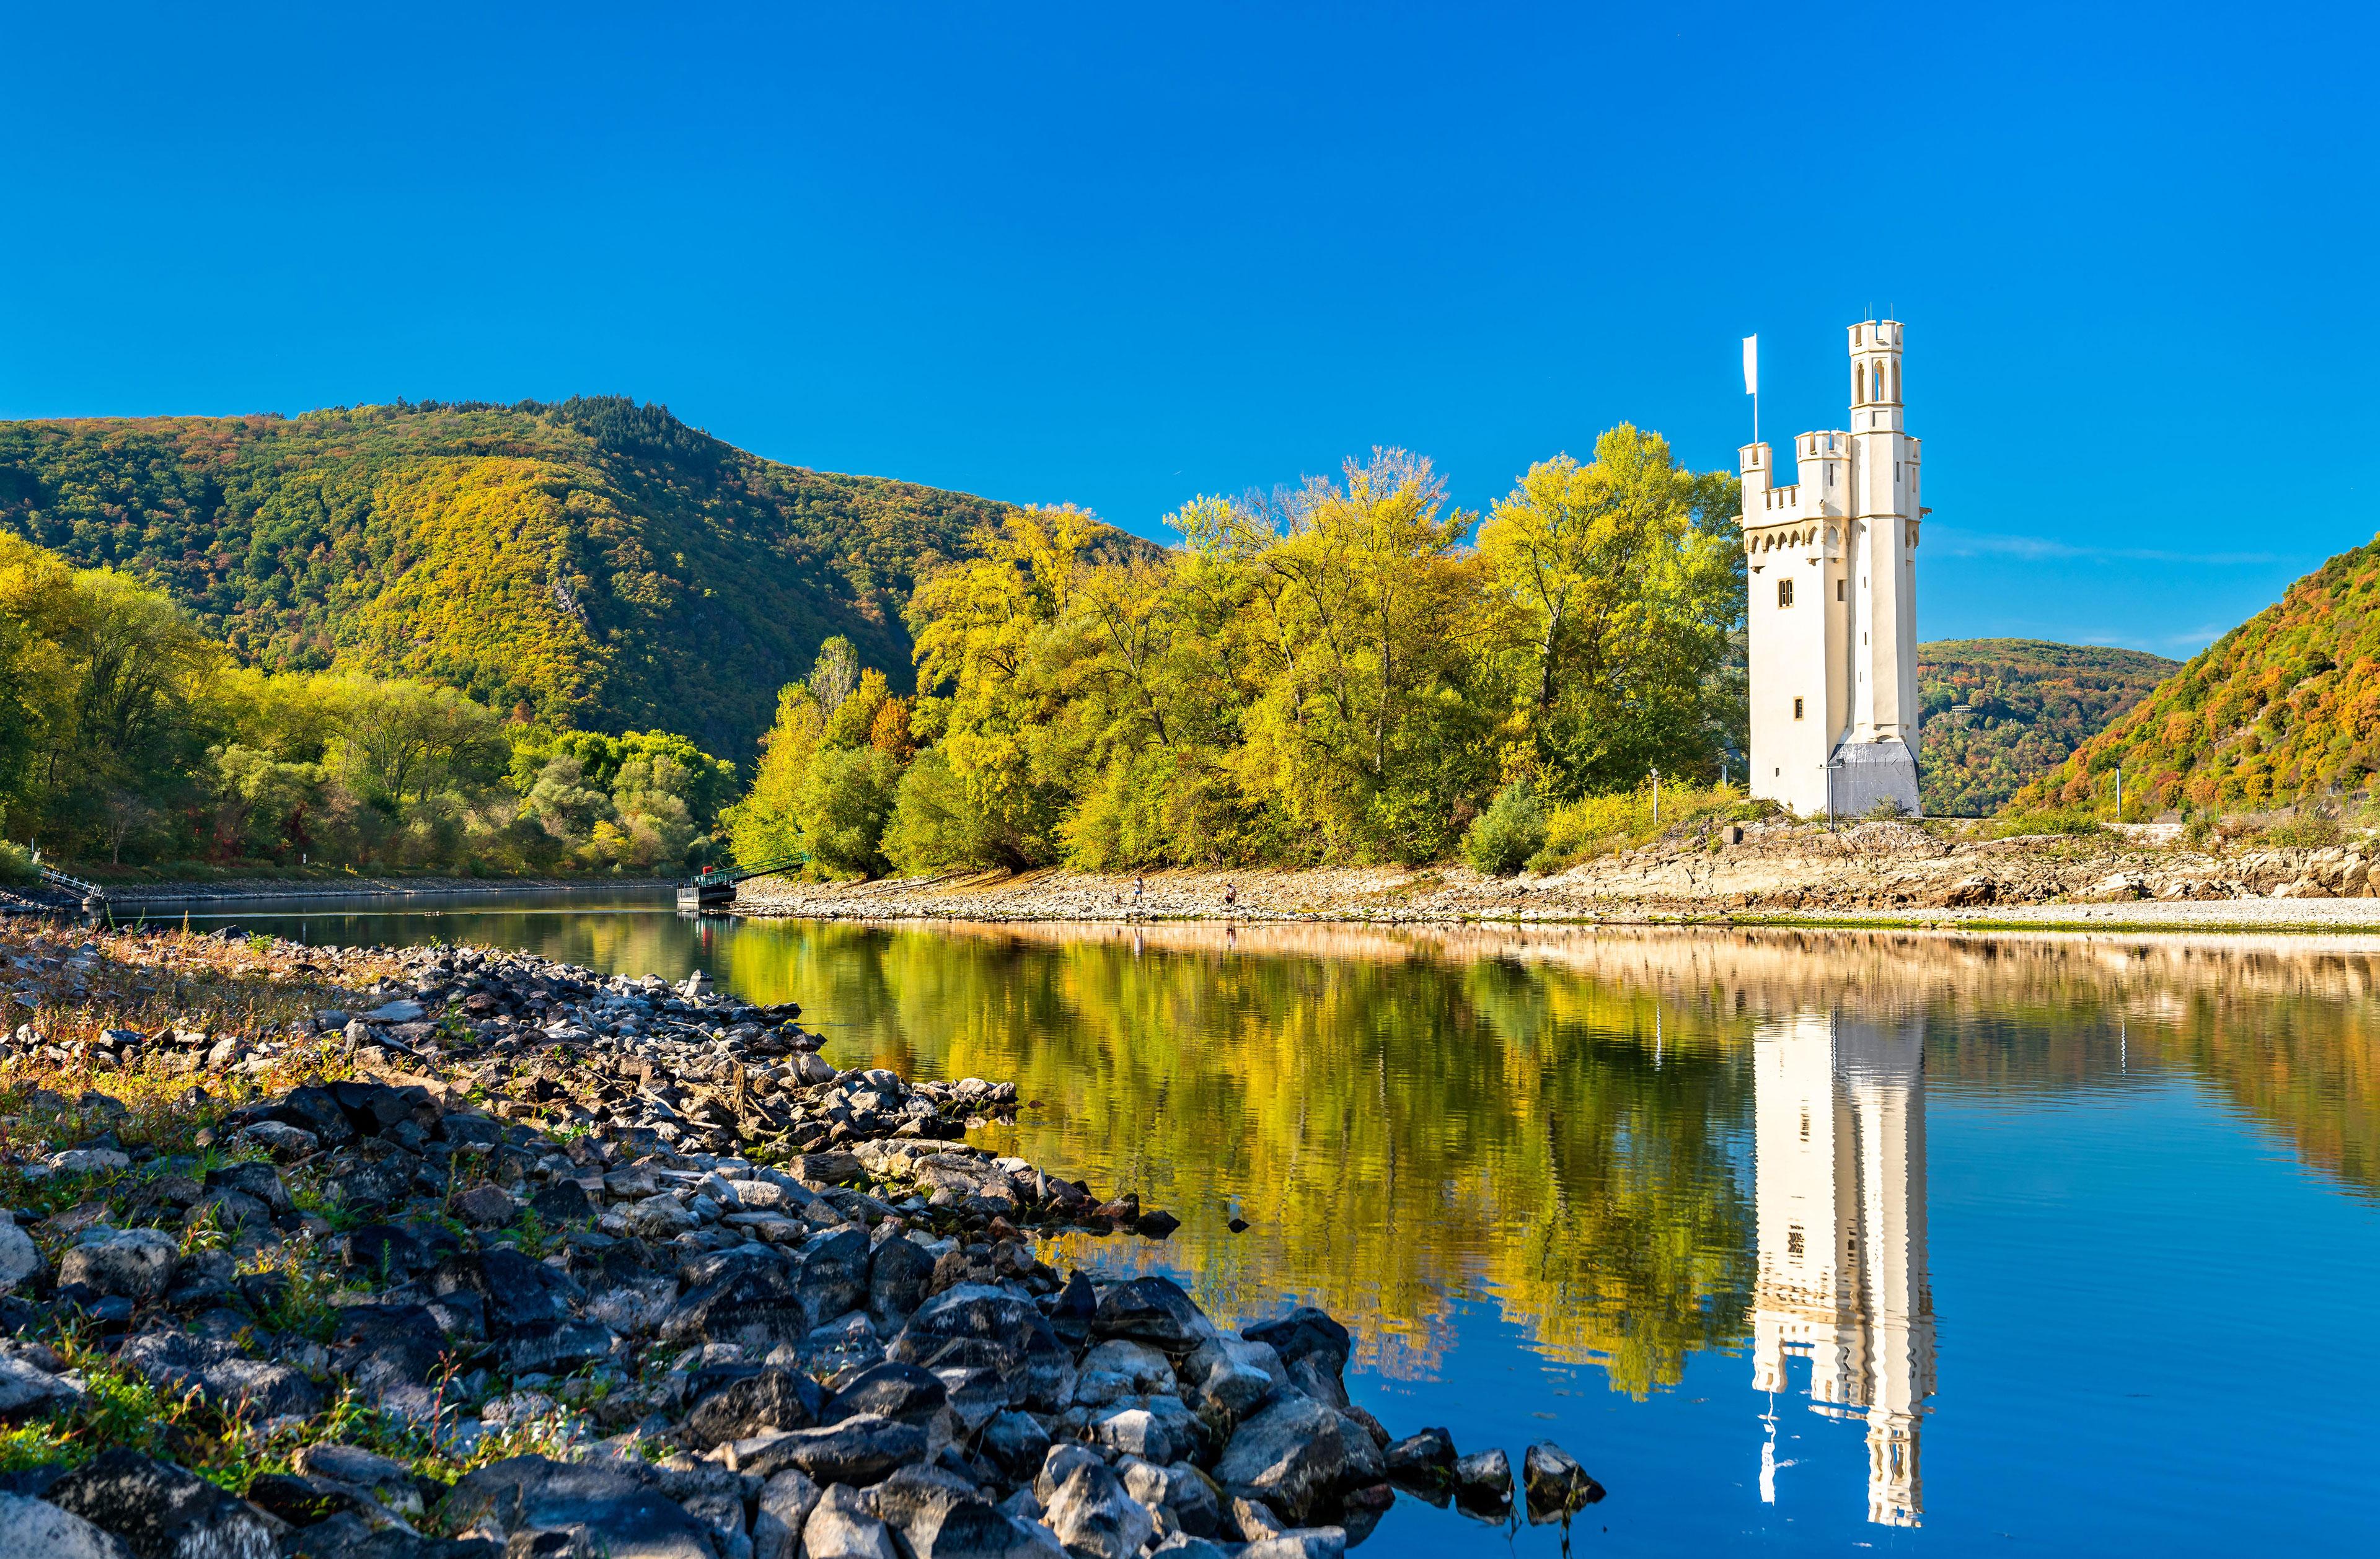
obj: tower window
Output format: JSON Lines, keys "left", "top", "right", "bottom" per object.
{"left": 1836, "top": 579, "right": 1845, "bottom": 601}
{"left": 1778, "top": 578, "right": 1794, "bottom": 607}
{"left": 1793, "top": 697, "right": 1804, "bottom": 719}
{"left": 1856, "top": 363, "right": 1866, "bottom": 402}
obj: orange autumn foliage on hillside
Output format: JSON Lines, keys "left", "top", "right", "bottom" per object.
{"left": 2016, "top": 535, "right": 2380, "bottom": 814}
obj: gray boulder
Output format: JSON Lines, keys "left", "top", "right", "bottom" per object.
{"left": 725, "top": 1413, "right": 927, "bottom": 1485}
{"left": 529, "top": 1180, "right": 595, "bottom": 1223}
{"left": 1077, "top": 1341, "right": 1175, "bottom": 1395}
{"left": 46, "top": 1149, "right": 131, "bottom": 1175}
{"left": 1452, "top": 1447, "right": 1511, "bottom": 1509}
{"left": 750, "top": 1468, "right": 822, "bottom": 1559}
{"left": 1088, "top": 1401, "right": 1199, "bottom": 1466}
{"left": 867, "top": 1234, "right": 934, "bottom": 1329}
{"left": 870, "top": 1464, "right": 982, "bottom": 1540}
{"left": 1241, "top": 1309, "right": 1349, "bottom": 1378}
{"left": 684, "top": 1367, "right": 827, "bottom": 1449}
{"left": 1383, "top": 1426, "right": 1455, "bottom": 1487}
{"left": 499, "top": 1317, "right": 617, "bottom": 1377}
{"left": 1090, "top": 1277, "right": 1209, "bottom": 1351}
{"left": 0, "top": 1353, "right": 80, "bottom": 1420}
{"left": 1121, "top": 1459, "right": 1219, "bottom": 1538}
{"left": 432, "top": 1247, "right": 577, "bottom": 1337}
{"left": 439, "top": 1452, "right": 715, "bottom": 1559}
{"left": 1330, "top": 1412, "right": 1384, "bottom": 1485}
{"left": 291, "top": 1442, "right": 425, "bottom": 1515}
{"left": 1521, "top": 1440, "right": 1604, "bottom": 1520}
{"left": 1240, "top": 1530, "right": 1347, "bottom": 1559}
{"left": 1211, "top": 1395, "right": 1346, "bottom": 1523}
{"left": 205, "top": 1161, "right": 291, "bottom": 1215}
{"left": 0, "top": 1491, "right": 134, "bottom": 1559}
{"left": 890, "top": 1285, "right": 1073, "bottom": 1413}
{"left": 58, "top": 1227, "right": 178, "bottom": 1302}
{"left": 1041, "top": 1462, "right": 1153, "bottom": 1559}
{"left": 231, "top": 1121, "right": 317, "bottom": 1161}
{"left": 981, "top": 1410, "right": 1054, "bottom": 1483}
{"left": 0, "top": 1220, "right": 45, "bottom": 1293}
{"left": 1227, "top": 1496, "right": 1285, "bottom": 1541}
{"left": 659, "top": 1259, "right": 811, "bottom": 1351}
{"left": 364, "top": 1000, "right": 426, "bottom": 1022}
{"left": 1033, "top": 1444, "right": 1104, "bottom": 1506}
{"left": 1148, "top": 1540, "right": 1232, "bottom": 1559}
{"left": 47, "top": 1449, "right": 277, "bottom": 1559}
{"left": 119, "top": 1330, "right": 325, "bottom": 1421}
{"left": 803, "top": 1484, "right": 897, "bottom": 1559}
{"left": 793, "top": 1227, "right": 873, "bottom": 1322}
{"left": 825, "top": 1361, "right": 948, "bottom": 1429}
{"left": 908, "top": 1498, "right": 1067, "bottom": 1559}
{"left": 329, "top": 1304, "right": 450, "bottom": 1413}
{"left": 794, "top": 1311, "right": 886, "bottom": 1378}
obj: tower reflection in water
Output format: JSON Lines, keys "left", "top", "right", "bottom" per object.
{"left": 1752, "top": 1011, "right": 1936, "bottom": 1526}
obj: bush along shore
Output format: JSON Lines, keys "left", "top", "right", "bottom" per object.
{"left": 0, "top": 922, "right": 1605, "bottom": 1559}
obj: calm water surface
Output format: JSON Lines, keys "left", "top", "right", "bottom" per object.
{"left": 184, "top": 892, "right": 2380, "bottom": 1555}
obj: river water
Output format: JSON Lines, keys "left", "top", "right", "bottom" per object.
{"left": 174, "top": 891, "right": 2380, "bottom": 1555}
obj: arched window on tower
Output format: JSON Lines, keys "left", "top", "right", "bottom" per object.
{"left": 1890, "top": 360, "right": 1900, "bottom": 402}
{"left": 1856, "top": 363, "right": 1867, "bottom": 403}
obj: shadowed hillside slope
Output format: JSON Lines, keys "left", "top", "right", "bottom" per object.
{"left": 2013, "top": 537, "right": 2380, "bottom": 815}
{"left": 1918, "top": 638, "right": 2178, "bottom": 815}
{"left": 0, "top": 399, "right": 1030, "bottom": 755}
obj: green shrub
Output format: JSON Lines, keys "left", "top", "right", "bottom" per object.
{"left": 1464, "top": 782, "right": 1549, "bottom": 876}
{"left": 2257, "top": 806, "right": 2345, "bottom": 849}
{"left": 0, "top": 841, "right": 33, "bottom": 886}
{"left": 1535, "top": 779, "right": 1750, "bottom": 868}
{"left": 1981, "top": 806, "right": 2105, "bottom": 839}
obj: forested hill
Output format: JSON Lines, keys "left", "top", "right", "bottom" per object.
{"left": 2014, "top": 535, "right": 2380, "bottom": 816}
{"left": 0, "top": 399, "right": 1025, "bottom": 756}
{"left": 1918, "top": 638, "right": 2179, "bottom": 815}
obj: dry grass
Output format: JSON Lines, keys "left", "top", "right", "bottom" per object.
{"left": 0, "top": 920, "right": 408, "bottom": 1165}
{"left": 0, "top": 920, "right": 622, "bottom": 1495}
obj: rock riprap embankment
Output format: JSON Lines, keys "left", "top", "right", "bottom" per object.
{"left": 0, "top": 933, "right": 1602, "bottom": 1557}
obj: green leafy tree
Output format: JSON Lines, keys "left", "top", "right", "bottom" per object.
{"left": 1476, "top": 426, "right": 1743, "bottom": 797}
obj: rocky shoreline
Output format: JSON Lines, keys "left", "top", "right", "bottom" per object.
{"left": 0, "top": 921, "right": 1601, "bottom": 1558}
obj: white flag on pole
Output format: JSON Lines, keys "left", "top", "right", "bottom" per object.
{"left": 1742, "top": 335, "right": 1758, "bottom": 396}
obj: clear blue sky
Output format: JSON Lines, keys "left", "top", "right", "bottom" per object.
{"left": 4, "top": 2, "right": 2373, "bottom": 657}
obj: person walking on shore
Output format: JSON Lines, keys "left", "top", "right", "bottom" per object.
{"left": 1223, "top": 882, "right": 1236, "bottom": 911}
{"left": 1132, "top": 875, "right": 1145, "bottom": 915}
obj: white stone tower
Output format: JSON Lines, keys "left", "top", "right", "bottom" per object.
{"left": 1743, "top": 320, "right": 1926, "bottom": 817}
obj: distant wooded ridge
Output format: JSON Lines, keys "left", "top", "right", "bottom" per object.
{"left": 1918, "top": 639, "right": 2180, "bottom": 816}
{"left": 10, "top": 395, "right": 2348, "bottom": 878}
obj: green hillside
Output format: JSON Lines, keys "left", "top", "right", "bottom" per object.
{"left": 2014, "top": 537, "right": 2380, "bottom": 816}
{"left": 1918, "top": 638, "right": 2179, "bottom": 815}
{"left": 0, "top": 399, "right": 1022, "bottom": 757}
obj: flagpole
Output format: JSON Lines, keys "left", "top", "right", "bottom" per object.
{"left": 1743, "top": 334, "right": 1760, "bottom": 449}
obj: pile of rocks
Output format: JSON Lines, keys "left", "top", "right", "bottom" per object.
{"left": 0, "top": 935, "right": 1605, "bottom": 1558}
